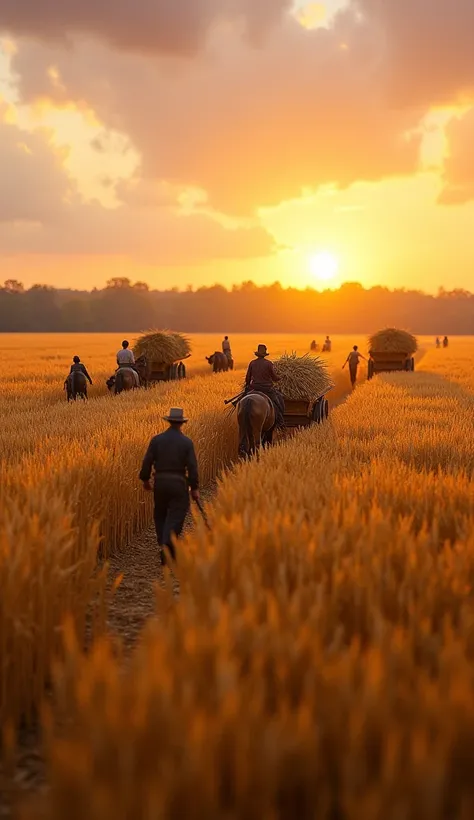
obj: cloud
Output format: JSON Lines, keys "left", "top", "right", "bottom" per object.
{"left": 0, "top": 0, "right": 292, "bottom": 55}
{"left": 5, "top": 0, "right": 474, "bottom": 227}
{"left": 0, "top": 111, "right": 75, "bottom": 223}
{"left": 354, "top": 0, "right": 474, "bottom": 107}
{"left": 0, "top": 117, "right": 277, "bottom": 262}
{"left": 439, "top": 108, "right": 474, "bottom": 205}
{"left": 9, "top": 10, "right": 422, "bottom": 215}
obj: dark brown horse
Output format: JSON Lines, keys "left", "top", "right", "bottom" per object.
{"left": 237, "top": 392, "right": 275, "bottom": 457}
{"left": 107, "top": 369, "right": 138, "bottom": 395}
{"left": 65, "top": 371, "right": 88, "bottom": 402}
{"left": 206, "top": 352, "right": 232, "bottom": 372}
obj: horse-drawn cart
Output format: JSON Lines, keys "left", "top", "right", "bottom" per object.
{"left": 367, "top": 351, "right": 415, "bottom": 380}
{"left": 147, "top": 354, "right": 190, "bottom": 383}
{"left": 283, "top": 393, "right": 329, "bottom": 428}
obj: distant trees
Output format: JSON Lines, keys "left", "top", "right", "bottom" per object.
{"left": 0, "top": 279, "right": 473, "bottom": 334}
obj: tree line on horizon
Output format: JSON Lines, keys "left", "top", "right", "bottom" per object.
{"left": 0, "top": 277, "right": 472, "bottom": 334}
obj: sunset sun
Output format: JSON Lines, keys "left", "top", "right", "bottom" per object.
{"left": 309, "top": 251, "right": 339, "bottom": 283}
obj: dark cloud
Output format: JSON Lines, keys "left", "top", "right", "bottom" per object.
{"left": 354, "top": 0, "right": 474, "bottom": 106}
{"left": 0, "top": 0, "right": 291, "bottom": 55}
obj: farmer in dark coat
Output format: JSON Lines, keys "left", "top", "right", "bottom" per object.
{"left": 245, "top": 344, "right": 285, "bottom": 429}
{"left": 68, "top": 356, "right": 93, "bottom": 384}
{"left": 139, "top": 408, "right": 200, "bottom": 565}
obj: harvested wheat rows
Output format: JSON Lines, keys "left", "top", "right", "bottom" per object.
{"left": 3, "top": 336, "right": 474, "bottom": 817}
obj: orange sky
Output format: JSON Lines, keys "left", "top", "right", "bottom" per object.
{"left": 1, "top": 0, "right": 474, "bottom": 293}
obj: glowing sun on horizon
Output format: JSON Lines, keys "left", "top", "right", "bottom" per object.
{"left": 309, "top": 251, "right": 339, "bottom": 283}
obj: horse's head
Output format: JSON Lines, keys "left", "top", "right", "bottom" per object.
{"left": 206, "top": 354, "right": 215, "bottom": 365}
{"left": 106, "top": 376, "right": 115, "bottom": 391}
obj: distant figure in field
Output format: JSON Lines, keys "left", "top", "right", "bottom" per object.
{"left": 65, "top": 356, "right": 92, "bottom": 401}
{"left": 343, "top": 345, "right": 366, "bottom": 388}
{"left": 322, "top": 336, "right": 332, "bottom": 353}
{"left": 436, "top": 337, "right": 441, "bottom": 348}
{"left": 443, "top": 336, "right": 449, "bottom": 348}
{"left": 69, "top": 355, "right": 93, "bottom": 384}
{"left": 221, "top": 335, "right": 234, "bottom": 368}
{"left": 310, "top": 339, "right": 319, "bottom": 352}
{"left": 116, "top": 340, "right": 139, "bottom": 387}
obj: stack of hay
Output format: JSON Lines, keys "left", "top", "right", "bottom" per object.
{"left": 274, "top": 353, "right": 333, "bottom": 401}
{"left": 133, "top": 330, "right": 191, "bottom": 363}
{"left": 368, "top": 328, "right": 418, "bottom": 355}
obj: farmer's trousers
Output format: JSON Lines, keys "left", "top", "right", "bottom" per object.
{"left": 153, "top": 475, "right": 189, "bottom": 563}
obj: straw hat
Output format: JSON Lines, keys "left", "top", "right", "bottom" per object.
{"left": 163, "top": 407, "right": 188, "bottom": 423}
{"left": 255, "top": 344, "right": 269, "bottom": 358}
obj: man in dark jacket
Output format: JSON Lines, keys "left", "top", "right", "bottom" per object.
{"left": 68, "top": 356, "right": 93, "bottom": 384}
{"left": 139, "top": 407, "right": 200, "bottom": 564}
{"left": 245, "top": 344, "right": 285, "bottom": 429}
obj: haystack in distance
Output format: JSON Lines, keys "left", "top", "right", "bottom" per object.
{"left": 368, "top": 328, "right": 418, "bottom": 356}
{"left": 133, "top": 330, "right": 191, "bottom": 364}
{"left": 274, "top": 353, "right": 333, "bottom": 401}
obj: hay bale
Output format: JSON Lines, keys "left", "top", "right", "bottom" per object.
{"left": 274, "top": 353, "right": 333, "bottom": 401}
{"left": 369, "top": 328, "right": 418, "bottom": 355}
{"left": 133, "top": 330, "right": 191, "bottom": 363}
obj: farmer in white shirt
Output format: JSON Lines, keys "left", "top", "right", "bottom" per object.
{"left": 116, "top": 340, "right": 140, "bottom": 386}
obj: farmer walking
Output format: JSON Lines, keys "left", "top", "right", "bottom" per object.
{"left": 343, "top": 345, "right": 366, "bottom": 388}
{"left": 139, "top": 408, "right": 200, "bottom": 565}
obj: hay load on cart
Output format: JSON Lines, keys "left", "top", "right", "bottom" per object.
{"left": 368, "top": 328, "right": 417, "bottom": 379}
{"left": 133, "top": 330, "right": 191, "bottom": 382}
{"left": 275, "top": 353, "right": 333, "bottom": 426}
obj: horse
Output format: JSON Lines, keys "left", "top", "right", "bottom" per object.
{"left": 107, "top": 368, "right": 137, "bottom": 395}
{"left": 237, "top": 392, "right": 276, "bottom": 458}
{"left": 206, "top": 352, "right": 232, "bottom": 372}
{"left": 65, "top": 371, "right": 88, "bottom": 402}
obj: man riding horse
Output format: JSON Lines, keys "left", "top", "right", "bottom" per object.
{"left": 65, "top": 356, "right": 92, "bottom": 401}
{"left": 116, "top": 340, "right": 140, "bottom": 388}
{"left": 244, "top": 344, "right": 285, "bottom": 430}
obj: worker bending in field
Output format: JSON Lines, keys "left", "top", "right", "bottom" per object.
{"left": 139, "top": 408, "right": 200, "bottom": 565}
{"left": 68, "top": 355, "right": 93, "bottom": 385}
{"left": 343, "top": 345, "right": 366, "bottom": 388}
{"left": 116, "top": 340, "right": 139, "bottom": 387}
{"left": 245, "top": 344, "right": 285, "bottom": 429}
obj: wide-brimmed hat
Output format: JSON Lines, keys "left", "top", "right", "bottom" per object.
{"left": 255, "top": 344, "right": 269, "bottom": 357}
{"left": 163, "top": 407, "right": 188, "bottom": 423}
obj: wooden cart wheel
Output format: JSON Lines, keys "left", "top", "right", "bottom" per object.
{"left": 368, "top": 360, "right": 374, "bottom": 380}
{"left": 311, "top": 399, "right": 322, "bottom": 424}
{"left": 169, "top": 364, "right": 178, "bottom": 380}
{"left": 410, "top": 357, "right": 415, "bottom": 372}
{"left": 177, "top": 362, "right": 185, "bottom": 379}
{"left": 324, "top": 399, "right": 329, "bottom": 420}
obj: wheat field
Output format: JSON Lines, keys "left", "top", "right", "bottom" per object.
{"left": 0, "top": 334, "right": 349, "bottom": 732}
{"left": 2, "top": 333, "right": 472, "bottom": 817}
